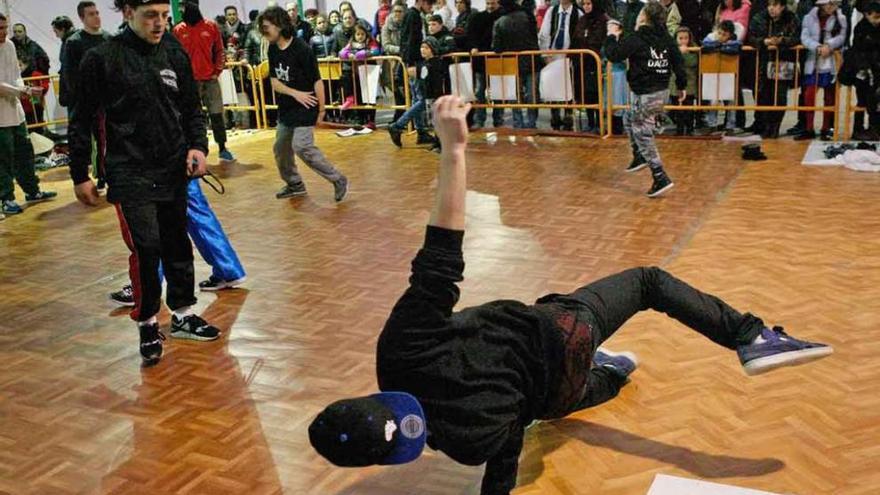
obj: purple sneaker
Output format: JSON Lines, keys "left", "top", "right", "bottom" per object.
{"left": 737, "top": 326, "right": 833, "bottom": 376}
{"left": 593, "top": 348, "right": 639, "bottom": 379}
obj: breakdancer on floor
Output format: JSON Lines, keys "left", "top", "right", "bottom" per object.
{"left": 307, "top": 95, "right": 834, "bottom": 495}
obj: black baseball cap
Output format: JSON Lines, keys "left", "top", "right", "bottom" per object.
{"left": 309, "top": 391, "right": 427, "bottom": 467}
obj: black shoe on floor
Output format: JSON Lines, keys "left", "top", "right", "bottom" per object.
{"left": 110, "top": 284, "right": 135, "bottom": 307}
{"left": 388, "top": 126, "right": 402, "bottom": 148}
{"left": 820, "top": 129, "right": 834, "bottom": 141}
{"left": 416, "top": 132, "right": 435, "bottom": 145}
{"left": 199, "top": 275, "right": 246, "bottom": 291}
{"left": 794, "top": 130, "right": 816, "bottom": 141}
{"left": 646, "top": 173, "right": 674, "bottom": 198}
{"left": 851, "top": 129, "right": 878, "bottom": 141}
{"left": 625, "top": 155, "right": 647, "bottom": 173}
{"left": 333, "top": 176, "right": 349, "bottom": 202}
{"left": 276, "top": 182, "right": 307, "bottom": 199}
{"left": 785, "top": 124, "right": 804, "bottom": 136}
{"left": 170, "top": 314, "right": 221, "bottom": 341}
{"left": 139, "top": 323, "right": 165, "bottom": 366}
{"left": 25, "top": 190, "right": 57, "bottom": 202}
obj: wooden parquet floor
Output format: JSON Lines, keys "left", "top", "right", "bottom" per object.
{"left": 0, "top": 129, "right": 878, "bottom": 495}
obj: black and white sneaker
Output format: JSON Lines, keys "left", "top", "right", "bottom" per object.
{"left": 646, "top": 174, "right": 674, "bottom": 198}
{"left": 276, "top": 182, "right": 307, "bottom": 199}
{"left": 170, "top": 314, "right": 221, "bottom": 341}
{"left": 25, "top": 190, "right": 57, "bottom": 203}
{"left": 625, "top": 155, "right": 647, "bottom": 173}
{"left": 110, "top": 284, "right": 135, "bottom": 307}
{"left": 139, "top": 323, "right": 165, "bottom": 366}
{"left": 199, "top": 275, "right": 246, "bottom": 291}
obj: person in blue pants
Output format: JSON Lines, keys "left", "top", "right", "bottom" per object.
{"left": 110, "top": 178, "right": 246, "bottom": 306}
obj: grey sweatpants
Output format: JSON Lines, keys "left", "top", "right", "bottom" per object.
{"left": 273, "top": 122, "right": 343, "bottom": 186}
{"left": 624, "top": 89, "right": 668, "bottom": 171}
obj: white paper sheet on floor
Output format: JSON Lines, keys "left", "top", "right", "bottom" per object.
{"left": 647, "top": 474, "right": 785, "bottom": 495}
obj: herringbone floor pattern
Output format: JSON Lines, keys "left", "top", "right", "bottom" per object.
{"left": 0, "top": 129, "right": 876, "bottom": 495}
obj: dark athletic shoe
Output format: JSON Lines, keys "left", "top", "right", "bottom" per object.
{"left": 625, "top": 155, "right": 647, "bottom": 173}
{"left": 646, "top": 173, "right": 674, "bottom": 198}
{"left": 276, "top": 182, "right": 307, "bottom": 199}
{"left": 737, "top": 326, "right": 833, "bottom": 376}
{"left": 139, "top": 323, "right": 165, "bottom": 366}
{"left": 110, "top": 284, "right": 135, "bottom": 307}
{"left": 594, "top": 348, "right": 639, "bottom": 380}
{"left": 170, "top": 314, "right": 221, "bottom": 342}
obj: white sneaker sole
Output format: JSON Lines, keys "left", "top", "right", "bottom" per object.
{"left": 200, "top": 276, "right": 247, "bottom": 292}
{"left": 647, "top": 182, "right": 675, "bottom": 198}
{"left": 170, "top": 329, "right": 221, "bottom": 342}
{"left": 276, "top": 190, "right": 308, "bottom": 199}
{"left": 742, "top": 346, "right": 833, "bottom": 376}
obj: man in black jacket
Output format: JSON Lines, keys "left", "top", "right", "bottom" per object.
{"left": 286, "top": 2, "right": 315, "bottom": 41}
{"left": 492, "top": 0, "right": 540, "bottom": 128}
{"left": 747, "top": 0, "right": 800, "bottom": 138}
{"left": 401, "top": 0, "right": 435, "bottom": 67}
{"left": 61, "top": 1, "right": 112, "bottom": 188}
{"left": 308, "top": 95, "right": 832, "bottom": 495}
{"left": 69, "top": 0, "right": 222, "bottom": 366}
{"left": 846, "top": 1, "right": 880, "bottom": 139}
{"left": 466, "top": 0, "right": 502, "bottom": 127}
{"left": 221, "top": 5, "right": 250, "bottom": 48}
{"left": 12, "top": 24, "right": 50, "bottom": 75}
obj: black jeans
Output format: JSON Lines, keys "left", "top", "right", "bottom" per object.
{"left": 542, "top": 267, "right": 766, "bottom": 413}
{"left": 115, "top": 198, "right": 197, "bottom": 322}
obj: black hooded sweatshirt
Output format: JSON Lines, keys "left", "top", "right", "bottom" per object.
{"left": 604, "top": 25, "right": 687, "bottom": 95}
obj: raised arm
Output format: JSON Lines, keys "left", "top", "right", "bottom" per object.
{"left": 602, "top": 23, "right": 635, "bottom": 63}
{"left": 380, "top": 96, "right": 472, "bottom": 337}
{"left": 429, "top": 96, "right": 471, "bottom": 231}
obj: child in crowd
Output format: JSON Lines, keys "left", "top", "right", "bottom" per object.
{"left": 669, "top": 26, "right": 699, "bottom": 135}
{"left": 387, "top": 37, "right": 445, "bottom": 150}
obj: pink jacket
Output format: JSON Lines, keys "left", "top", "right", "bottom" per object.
{"left": 717, "top": 0, "right": 751, "bottom": 40}
{"left": 338, "top": 39, "right": 382, "bottom": 61}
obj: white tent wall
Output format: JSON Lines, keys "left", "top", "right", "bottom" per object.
{"left": 12, "top": 0, "right": 490, "bottom": 75}
{"left": 8, "top": 0, "right": 487, "bottom": 127}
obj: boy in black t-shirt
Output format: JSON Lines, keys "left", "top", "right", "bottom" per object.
{"left": 259, "top": 6, "right": 349, "bottom": 201}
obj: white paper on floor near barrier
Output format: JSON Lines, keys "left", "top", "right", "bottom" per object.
{"left": 647, "top": 474, "right": 786, "bottom": 495}
{"left": 540, "top": 58, "right": 574, "bottom": 102}
{"left": 701, "top": 73, "right": 735, "bottom": 101}
{"left": 357, "top": 64, "right": 383, "bottom": 105}
{"left": 219, "top": 69, "right": 239, "bottom": 106}
{"left": 449, "top": 63, "right": 476, "bottom": 102}
{"left": 489, "top": 75, "right": 518, "bottom": 101}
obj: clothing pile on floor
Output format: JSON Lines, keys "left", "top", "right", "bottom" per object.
{"left": 819, "top": 142, "right": 880, "bottom": 172}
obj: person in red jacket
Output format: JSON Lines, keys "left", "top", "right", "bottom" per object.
{"left": 17, "top": 53, "right": 49, "bottom": 129}
{"left": 173, "top": 1, "right": 235, "bottom": 162}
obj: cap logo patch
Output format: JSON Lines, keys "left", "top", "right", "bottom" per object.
{"left": 400, "top": 414, "right": 424, "bottom": 440}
